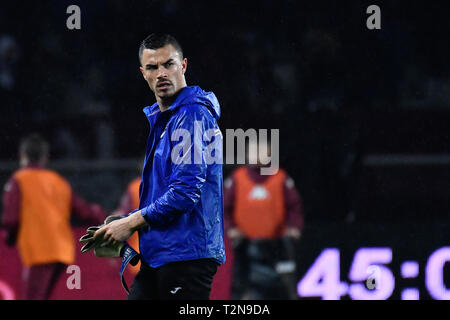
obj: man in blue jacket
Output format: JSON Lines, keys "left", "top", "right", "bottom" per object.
{"left": 94, "top": 34, "right": 225, "bottom": 299}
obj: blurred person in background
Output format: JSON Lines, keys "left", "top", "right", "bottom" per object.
{"left": 1, "top": 133, "right": 108, "bottom": 299}
{"left": 224, "top": 139, "right": 304, "bottom": 299}
{"left": 0, "top": 34, "right": 23, "bottom": 160}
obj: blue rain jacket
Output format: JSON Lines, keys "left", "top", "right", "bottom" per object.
{"left": 137, "top": 86, "right": 225, "bottom": 268}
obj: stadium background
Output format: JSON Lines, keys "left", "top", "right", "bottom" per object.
{"left": 0, "top": 0, "right": 449, "bottom": 299}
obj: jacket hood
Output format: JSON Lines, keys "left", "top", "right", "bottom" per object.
{"left": 143, "top": 86, "right": 220, "bottom": 120}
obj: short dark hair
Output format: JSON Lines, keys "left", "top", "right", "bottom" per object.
{"left": 19, "top": 133, "right": 49, "bottom": 162}
{"left": 138, "top": 33, "right": 183, "bottom": 64}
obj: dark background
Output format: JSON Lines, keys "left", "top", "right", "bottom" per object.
{"left": 0, "top": 0, "right": 449, "bottom": 299}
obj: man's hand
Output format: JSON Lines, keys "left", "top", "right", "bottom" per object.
{"left": 93, "top": 210, "right": 148, "bottom": 246}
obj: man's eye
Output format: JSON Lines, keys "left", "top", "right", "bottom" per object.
{"left": 164, "top": 62, "right": 173, "bottom": 68}
{"left": 147, "top": 66, "right": 157, "bottom": 70}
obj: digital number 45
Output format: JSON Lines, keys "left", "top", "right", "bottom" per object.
{"left": 297, "top": 248, "right": 395, "bottom": 300}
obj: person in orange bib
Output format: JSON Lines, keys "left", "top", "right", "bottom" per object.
{"left": 224, "top": 140, "right": 304, "bottom": 299}
{"left": 1, "top": 134, "right": 108, "bottom": 299}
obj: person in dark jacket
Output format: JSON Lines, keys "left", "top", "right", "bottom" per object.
{"left": 93, "top": 34, "right": 225, "bottom": 300}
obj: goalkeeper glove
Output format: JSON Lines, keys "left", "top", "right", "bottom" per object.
{"left": 79, "top": 215, "right": 124, "bottom": 253}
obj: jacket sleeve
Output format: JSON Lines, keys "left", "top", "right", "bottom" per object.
{"left": 141, "top": 105, "right": 217, "bottom": 227}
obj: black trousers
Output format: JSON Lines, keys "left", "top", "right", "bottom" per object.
{"left": 127, "top": 258, "right": 218, "bottom": 300}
